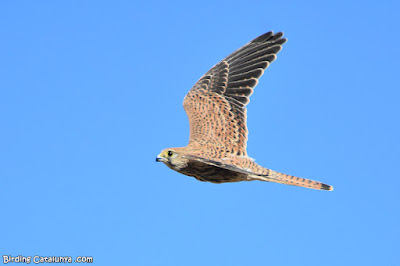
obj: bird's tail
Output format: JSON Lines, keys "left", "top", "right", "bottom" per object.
{"left": 252, "top": 169, "right": 333, "bottom": 191}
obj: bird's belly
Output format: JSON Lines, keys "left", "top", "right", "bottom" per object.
{"left": 176, "top": 163, "right": 247, "bottom": 183}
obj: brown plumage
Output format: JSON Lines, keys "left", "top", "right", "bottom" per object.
{"left": 156, "top": 31, "right": 333, "bottom": 191}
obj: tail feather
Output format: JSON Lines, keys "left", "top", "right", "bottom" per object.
{"left": 253, "top": 169, "right": 333, "bottom": 191}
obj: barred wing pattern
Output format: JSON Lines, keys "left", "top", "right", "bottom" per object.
{"left": 183, "top": 31, "right": 287, "bottom": 156}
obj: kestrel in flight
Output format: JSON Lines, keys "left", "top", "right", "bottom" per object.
{"left": 156, "top": 31, "right": 333, "bottom": 191}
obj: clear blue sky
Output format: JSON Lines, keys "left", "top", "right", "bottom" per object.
{"left": 1, "top": 1, "right": 399, "bottom": 265}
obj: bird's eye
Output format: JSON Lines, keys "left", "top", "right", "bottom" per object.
{"left": 167, "top": 151, "right": 173, "bottom": 157}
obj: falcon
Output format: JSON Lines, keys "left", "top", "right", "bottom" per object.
{"left": 156, "top": 31, "right": 333, "bottom": 191}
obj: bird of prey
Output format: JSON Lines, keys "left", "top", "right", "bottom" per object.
{"left": 156, "top": 31, "right": 333, "bottom": 191}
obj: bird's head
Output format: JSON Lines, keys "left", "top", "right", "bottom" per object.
{"left": 156, "top": 148, "right": 188, "bottom": 170}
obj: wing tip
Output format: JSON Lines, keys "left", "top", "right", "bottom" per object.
{"left": 251, "top": 31, "right": 273, "bottom": 43}
{"left": 251, "top": 31, "right": 287, "bottom": 44}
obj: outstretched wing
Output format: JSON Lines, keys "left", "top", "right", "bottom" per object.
{"left": 183, "top": 31, "right": 287, "bottom": 156}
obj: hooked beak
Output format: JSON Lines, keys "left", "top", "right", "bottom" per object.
{"left": 156, "top": 155, "right": 166, "bottom": 163}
